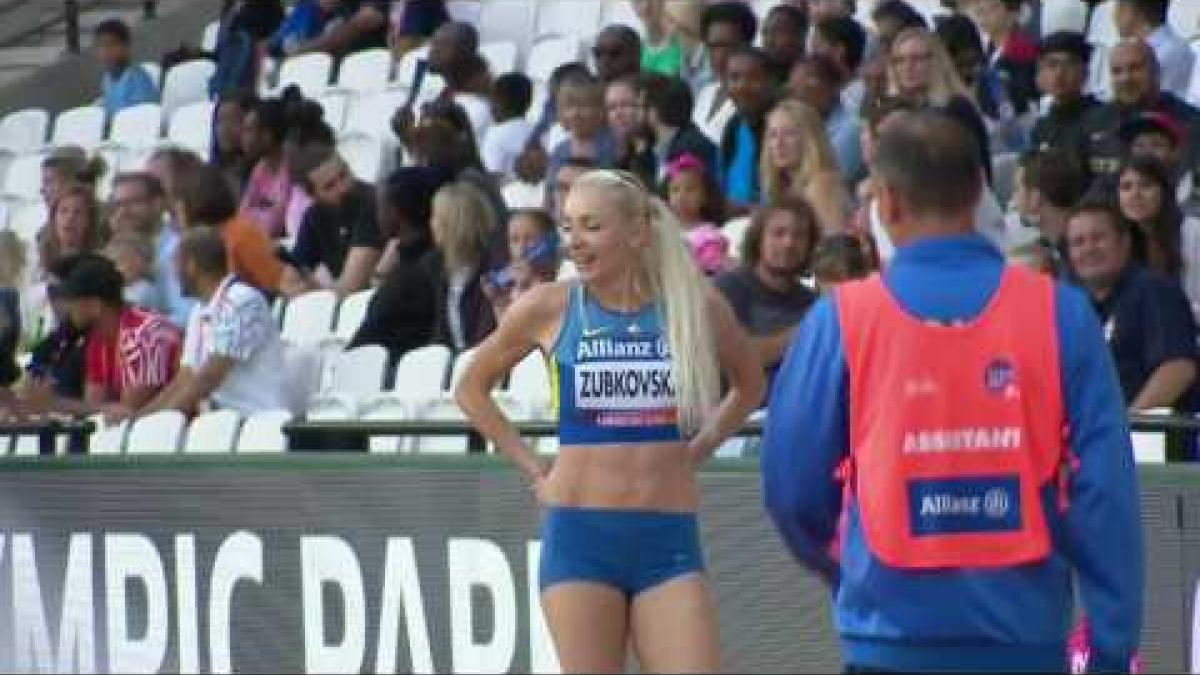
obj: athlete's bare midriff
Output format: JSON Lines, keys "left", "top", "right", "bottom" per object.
{"left": 540, "top": 442, "right": 699, "bottom": 512}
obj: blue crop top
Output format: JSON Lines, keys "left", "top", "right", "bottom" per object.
{"left": 550, "top": 284, "right": 682, "bottom": 445}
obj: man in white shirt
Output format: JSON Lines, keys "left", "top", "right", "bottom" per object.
{"left": 1115, "top": 0, "right": 1194, "bottom": 98}
{"left": 140, "top": 229, "right": 289, "bottom": 417}
{"left": 481, "top": 73, "right": 534, "bottom": 177}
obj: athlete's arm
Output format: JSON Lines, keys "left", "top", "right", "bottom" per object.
{"left": 760, "top": 298, "right": 847, "bottom": 585}
{"left": 1054, "top": 284, "right": 1143, "bottom": 671}
{"left": 1130, "top": 358, "right": 1196, "bottom": 411}
{"left": 687, "top": 290, "right": 765, "bottom": 460}
{"left": 455, "top": 283, "right": 562, "bottom": 484}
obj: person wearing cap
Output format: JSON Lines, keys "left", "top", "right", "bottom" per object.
{"left": 1080, "top": 39, "right": 1200, "bottom": 183}
{"left": 1031, "top": 31, "right": 1099, "bottom": 158}
{"left": 762, "top": 110, "right": 1143, "bottom": 673}
{"left": 1119, "top": 111, "right": 1198, "bottom": 210}
{"left": 23, "top": 254, "right": 182, "bottom": 421}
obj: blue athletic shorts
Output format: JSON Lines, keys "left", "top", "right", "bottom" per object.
{"left": 538, "top": 506, "right": 704, "bottom": 597}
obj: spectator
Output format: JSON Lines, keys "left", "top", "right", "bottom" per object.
{"left": 809, "top": 0, "right": 855, "bottom": 22}
{"left": 106, "top": 235, "right": 164, "bottom": 314}
{"left": 1067, "top": 201, "right": 1198, "bottom": 412}
{"left": 889, "top": 27, "right": 993, "bottom": 182}
{"left": 1010, "top": 148, "right": 1087, "bottom": 276}
{"left": 427, "top": 22, "right": 492, "bottom": 139}
{"left": 549, "top": 157, "right": 598, "bottom": 224}
{"left": 762, "top": 4, "right": 809, "bottom": 80}
{"left": 811, "top": 232, "right": 873, "bottom": 291}
{"left": 482, "top": 73, "right": 534, "bottom": 177}
{"left": 722, "top": 46, "right": 778, "bottom": 210}
{"left": 935, "top": 13, "right": 1027, "bottom": 154}
{"left": 968, "top": 0, "right": 1040, "bottom": 118}
{"left": 282, "top": 144, "right": 384, "bottom": 297}
{"left": 138, "top": 228, "right": 289, "bottom": 417}
{"left": 172, "top": 162, "right": 282, "bottom": 294}
{"left": 207, "top": 0, "right": 284, "bottom": 98}
{"left": 871, "top": 0, "right": 928, "bottom": 49}
{"left": 1115, "top": 0, "right": 1193, "bottom": 98}
{"left": 145, "top": 149, "right": 204, "bottom": 328}
{"left": 485, "top": 209, "right": 560, "bottom": 319}
{"left": 761, "top": 99, "right": 847, "bottom": 233}
{"left": 0, "top": 233, "right": 23, "bottom": 394}
{"left": 644, "top": 74, "right": 720, "bottom": 181}
{"left": 809, "top": 16, "right": 869, "bottom": 116}
{"left": 427, "top": 180, "right": 499, "bottom": 353}
{"left": 1081, "top": 39, "right": 1200, "bottom": 183}
{"left": 37, "top": 184, "right": 107, "bottom": 284}
{"left": 389, "top": 0, "right": 450, "bottom": 61}
{"left": 606, "top": 73, "right": 648, "bottom": 148}
{"left": 545, "top": 72, "right": 618, "bottom": 203}
{"left": 1119, "top": 111, "right": 1196, "bottom": 212}
{"left": 40, "top": 149, "right": 103, "bottom": 211}
{"left": 267, "top": 0, "right": 331, "bottom": 57}
{"left": 93, "top": 19, "right": 159, "bottom": 123}
{"left": 1031, "top": 32, "right": 1098, "bottom": 160}
{"left": 694, "top": 2, "right": 758, "bottom": 143}
{"left": 213, "top": 89, "right": 258, "bottom": 192}
{"left": 349, "top": 166, "right": 456, "bottom": 366}
{"left": 239, "top": 99, "right": 305, "bottom": 239}
{"left": 714, "top": 198, "right": 819, "bottom": 403}
{"left": 24, "top": 254, "right": 181, "bottom": 420}
{"left": 666, "top": 153, "right": 730, "bottom": 276}
{"left": 593, "top": 25, "right": 643, "bottom": 85}
{"left": 24, "top": 261, "right": 87, "bottom": 401}
{"left": 789, "top": 54, "right": 865, "bottom": 184}
{"left": 1116, "top": 155, "right": 1200, "bottom": 314}
{"left": 635, "top": 0, "right": 684, "bottom": 76}
{"left": 289, "top": 0, "right": 389, "bottom": 57}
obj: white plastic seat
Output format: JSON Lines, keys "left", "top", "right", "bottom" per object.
{"left": 505, "top": 351, "right": 553, "bottom": 420}
{"left": 100, "top": 103, "right": 164, "bottom": 154}
{"left": 333, "top": 287, "right": 374, "bottom": 344}
{"left": 360, "top": 398, "right": 411, "bottom": 453}
{"left": 166, "top": 101, "right": 215, "bottom": 158}
{"left": 479, "top": 41, "right": 518, "bottom": 75}
{"left": 141, "top": 62, "right": 163, "bottom": 88}
{"left": 535, "top": 0, "right": 602, "bottom": 43}
{"left": 526, "top": 36, "right": 581, "bottom": 85}
{"left": 447, "top": 0, "right": 484, "bottom": 25}
{"left": 1170, "top": 1, "right": 1200, "bottom": 40}
{"left": 391, "top": 344, "right": 453, "bottom": 403}
{"left": 1086, "top": 0, "right": 1119, "bottom": 48}
{"left": 235, "top": 410, "right": 293, "bottom": 453}
{"left": 88, "top": 416, "right": 129, "bottom": 455}
{"left": 125, "top": 410, "right": 186, "bottom": 454}
{"left": 201, "top": 20, "right": 221, "bottom": 52}
{"left": 0, "top": 108, "right": 49, "bottom": 155}
{"left": 50, "top": 106, "right": 105, "bottom": 153}
{"left": 8, "top": 202, "right": 46, "bottom": 244}
{"left": 601, "top": 0, "right": 644, "bottom": 35}
{"left": 478, "top": 0, "right": 536, "bottom": 54}
{"left": 273, "top": 53, "right": 334, "bottom": 99}
{"left": 392, "top": 45, "right": 446, "bottom": 104}
{"left": 317, "top": 93, "right": 350, "bottom": 133}
{"left": 329, "top": 48, "right": 393, "bottom": 96}
{"left": 280, "top": 289, "right": 338, "bottom": 346}
{"left": 1041, "top": 0, "right": 1087, "bottom": 35}
{"left": 11, "top": 435, "right": 39, "bottom": 457}
{"left": 282, "top": 344, "right": 325, "bottom": 416}
{"left": 161, "top": 60, "right": 216, "bottom": 118}
{"left": 1, "top": 154, "right": 46, "bottom": 205}
{"left": 502, "top": 180, "right": 545, "bottom": 209}
{"left": 343, "top": 90, "right": 406, "bottom": 142}
{"left": 337, "top": 134, "right": 386, "bottom": 183}
{"left": 723, "top": 216, "right": 753, "bottom": 259}
{"left": 324, "top": 344, "right": 389, "bottom": 398}
{"left": 183, "top": 410, "right": 241, "bottom": 453}
{"left": 306, "top": 395, "right": 360, "bottom": 420}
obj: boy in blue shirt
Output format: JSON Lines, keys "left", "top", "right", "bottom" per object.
{"left": 94, "top": 19, "right": 159, "bottom": 123}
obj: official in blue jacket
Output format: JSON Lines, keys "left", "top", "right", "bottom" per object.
{"left": 761, "top": 110, "right": 1144, "bottom": 673}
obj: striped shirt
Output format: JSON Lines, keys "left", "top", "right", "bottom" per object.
{"left": 84, "top": 307, "right": 182, "bottom": 401}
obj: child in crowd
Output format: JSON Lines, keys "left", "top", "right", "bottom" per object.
{"left": 106, "top": 235, "right": 163, "bottom": 313}
{"left": 665, "top": 153, "right": 729, "bottom": 276}
{"left": 482, "top": 73, "right": 535, "bottom": 178}
{"left": 811, "top": 233, "right": 873, "bottom": 291}
{"left": 486, "top": 209, "right": 560, "bottom": 319}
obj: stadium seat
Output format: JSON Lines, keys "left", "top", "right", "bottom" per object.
{"left": 479, "top": 41, "right": 519, "bottom": 75}
{"left": 1170, "top": 1, "right": 1200, "bottom": 40}
{"left": 161, "top": 60, "right": 216, "bottom": 118}
{"left": 343, "top": 90, "right": 406, "bottom": 142}
{"left": 504, "top": 351, "right": 553, "bottom": 420}
{"left": 601, "top": 0, "right": 644, "bottom": 35}
{"left": 306, "top": 395, "right": 359, "bottom": 420}
{"left": 324, "top": 344, "right": 389, "bottom": 398}
{"left": 328, "top": 48, "right": 393, "bottom": 96}
{"left": 0, "top": 154, "right": 46, "bottom": 206}
{"left": 8, "top": 202, "right": 46, "bottom": 245}
{"left": 390, "top": 344, "right": 453, "bottom": 403}
{"left": 478, "top": 0, "right": 536, "bottom": 58}
{"left": 99, "top": 103, "right": 164, "bottom": 154}
{"left": 360, "top": 398, "right": 411, "bottom": 453}
{"left": 166, "top": 101, "right": 215, "bottom": 158}
{"left": 502, "top": 180, "right": 545, "bottom": 209}
{"left": 272, "top": 52, "right": 334, "bottom": 99}
{"left": 1041, "top": 0, "right": 1088, "bottom": 35}
{"left": 1086, "top": 0, "right": 1119, "bottom": 48}
{"left": 183, "top": 410, "right": 242, "bottom": 453}
{"left": 282, "top": 344, "right": 325, "bottom": 416}
{"left": 201, "top": 20, "right": 221, "bottom": 53}
{"left": 88, "top": 416, "right": 129, "bottom": 455}
{"left": 332, "top": 287, "right": 374, "bottom": 345}
{"left": 723, "top": 216, "right": 753, "bottom": 259}
{"left": 141, "top": 62, "right": 163, "bottom": 88}
{"left": 11, "top": 435, "right": 39, "bottom": 457}
{"left": 49, "top": 106, "right": 105, "bottom": 153}
{"left": 392, "top": 45, "right": 446, "bottom": 104}
{"left": 447, "top": 0, "right": 484, "bottom": 25}
{"left": 125, "top": 410, "right": 186, "bottom": 454}
{"left": 526, "top": 36, "right": 581, "bottom": 85}
{"left": 280, "top": 289, "right": 337, "bottom": 346}
{"left": 235, "top": 410, "right": 293, "bottom": 453}
{"left": 535, "top": 0, "right": 602, "bottom": 43}
{"left": 338, "top": 134, "right": 386, "bottom": 183}
{"left": 0, "top": 108, "right": 49, "bottom": 156}
{"left": 317, "top": 93, "right": 350, "bottom": 133}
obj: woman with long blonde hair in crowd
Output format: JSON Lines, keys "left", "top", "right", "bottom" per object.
{"left": 760, "top": 98, "right": 849, "bottom": 234}
{"left": 456, "top": 170, "right": 764, "bottom": 673}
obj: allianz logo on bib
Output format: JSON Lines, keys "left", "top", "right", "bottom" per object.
{"left": 909, "top": 477, "right": 1021, "bottom": 536}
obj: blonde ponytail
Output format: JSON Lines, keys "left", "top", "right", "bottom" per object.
{"left": 574, "top": 170, "right": 721, "bottom": 436}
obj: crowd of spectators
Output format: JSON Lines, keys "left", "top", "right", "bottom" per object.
{"left": 1, "top": 0, "right": 1199, "bottom": 449}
